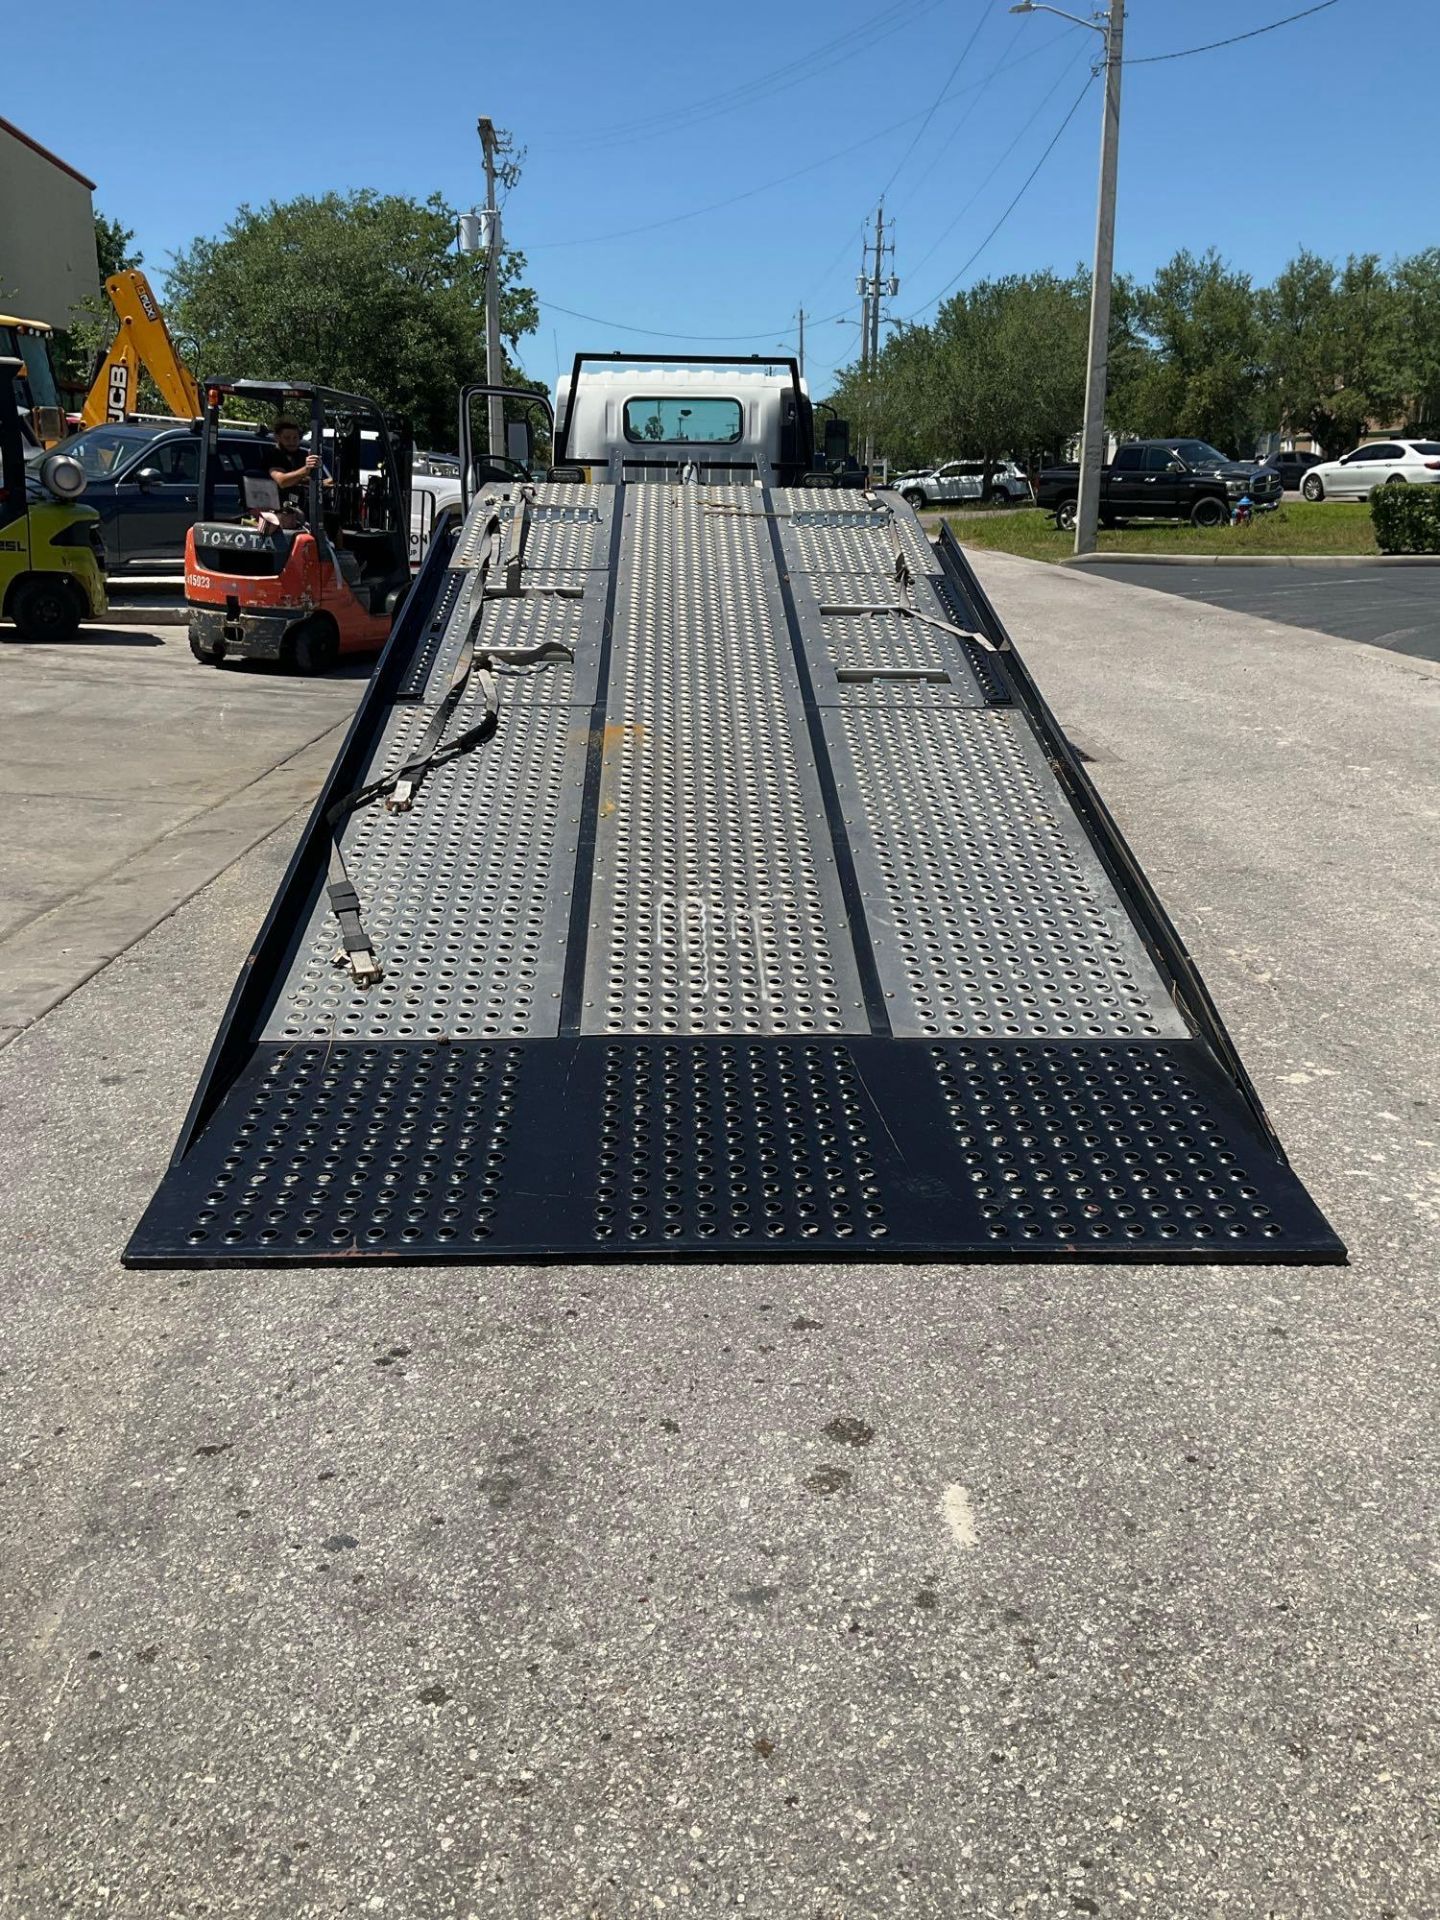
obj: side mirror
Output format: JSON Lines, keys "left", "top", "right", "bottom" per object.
{"left": 135, "top": 467, "right": 162, "bottom": 490}
{"left": 1168, "top": 460, "right": 1186, "bottom": 473}
{"left": 823, "top": 417, "right": 851, "bottom": 462}
{"left": 506, "top": 419, "right": 533, "bottom": 470}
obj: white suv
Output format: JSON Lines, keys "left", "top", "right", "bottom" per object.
{"left": 891, "top": 459, "right": 1032, "bottom": 508}
{"left": 1301, "top": 438, "right": 1440, "bottom": 500}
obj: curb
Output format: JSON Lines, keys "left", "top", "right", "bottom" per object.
{"left": 94, "top": 606, "right": 188, "bottom": 627}
{"left": 1059, "top": 552, "right": 1440, "bottom": 569}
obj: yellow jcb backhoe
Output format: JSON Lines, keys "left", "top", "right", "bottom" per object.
{"left": 80, "top": 270, "right": 201, "bottom": 427}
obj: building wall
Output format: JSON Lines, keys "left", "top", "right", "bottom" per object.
{"left": 0, "top": 120, "right": 99, "bottom": 326}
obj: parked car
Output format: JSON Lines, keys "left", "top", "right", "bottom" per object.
{"left": 891, "top": 459, "right": 1032, "bottom": 508}
{"left": 1299, "top": 438, "right": 1440, "bottom": 501}
{"left": 34, "top": 419, "right": 275, "bottom": 572}
{"left": 1256, "top": 449, "right": 1324, "bottom": 492}
{"left": 1036, "top": 439, "right": 1282, "bottom": 529}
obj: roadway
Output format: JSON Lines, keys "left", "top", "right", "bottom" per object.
{"left": 1082, "top": 558, "right": 1440, "bottom": 662}
{"left": 0, "top": 556, "right": 1435, "bottom": 1916}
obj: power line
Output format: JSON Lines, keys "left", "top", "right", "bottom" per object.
{"left": 871, "top": 0, "right": 1001, "bottom": 210}
{"left": 903, "top": 40, "right": 1092, "bottom": 285}
{"left": 530, "top": 30, "right": 1079, "bottom": 255}
{"left": 889, "top": 19, "right": 1080, "bottom": 219}
{"left": 537, "top": 295, "right": 852, "bottom": 344}
{"left": 802, "top": 217, "right": 870, "bottom": 308}
{"left": 531, "top": 103, "right": 950, "bottom": 254}
{"left": 544, "top": 0, "right": 945, "bottom": 151}
{"left": 1125, "top": 0, "right": 1340, "bottom": 64}
{"left": 532, "top": 16, "right": 1085, "bottom": 351}
{"left": 897, "top": 71, "right": 1096, "bottom": 322}
{"left": 796, "top": 22, "right": 1080, "bottom": 309}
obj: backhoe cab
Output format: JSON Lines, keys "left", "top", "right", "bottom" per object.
{"left": 0, "top": 357, "right": 107, "bottom": 643}
{"left": 186, "top": 380, "right": 413, "bottom": 674}
{"left": 0, "top": 314, "right": 66, "bottom": 447}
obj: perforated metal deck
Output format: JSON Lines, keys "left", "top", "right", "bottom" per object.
{"left": 126, "top": 482, "right": 1343, "bottom": 1267}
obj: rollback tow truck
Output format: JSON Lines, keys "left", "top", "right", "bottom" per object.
{"left": 126, "top": 353, "right": 1343, "bottom": 1268}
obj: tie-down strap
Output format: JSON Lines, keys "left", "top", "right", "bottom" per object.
{"left": 818, "top": 511, "right": 1007, "bottom": 653}
{"left": 323, "top": 496, "right": 576, "bottom": 988}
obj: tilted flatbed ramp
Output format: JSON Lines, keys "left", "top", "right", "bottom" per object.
{"left": 126, "top": 485, "right": 1343, "bottom": 1266}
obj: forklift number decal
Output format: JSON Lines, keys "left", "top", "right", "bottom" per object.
{"left": 187, "top": 572, "right": 212, "bottom": 590}
{"left": 0, "top": 537, "right": 23, "bottom": 551}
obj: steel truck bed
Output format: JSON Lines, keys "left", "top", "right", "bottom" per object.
{"left": 124, "top": 483, "right": 1343, "bottom": 1266}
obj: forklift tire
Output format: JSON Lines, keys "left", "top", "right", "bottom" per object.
{"left": 190, "top": 635, "right": 223, "bottom": 665}
{"left": 10, "top": 576, "right": 82, "bottom": 644}
{"left": 285, "top": 617, "right": 340, "bottom": 676}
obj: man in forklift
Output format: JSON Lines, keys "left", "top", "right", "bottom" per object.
{"left": 266, "top": 417, "right": 329, "bottom": 527}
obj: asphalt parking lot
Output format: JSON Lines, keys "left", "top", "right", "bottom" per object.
{"left": 1084, "top": 559, "right": 1440, "bottom": 661}
{"left": 1, "top": 559, "right": 1436, "bottom": 1916}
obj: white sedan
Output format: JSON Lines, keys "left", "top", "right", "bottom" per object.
{"left": 1301, "top": 438, "right": 1440, "bottom": 500}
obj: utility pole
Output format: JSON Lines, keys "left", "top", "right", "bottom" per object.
{"left": 856, "top": 244, "right": 869, "bottom": 376}
{"left": 1010, "top": 0, "right": 1124, "bottom": 556}
{"left": 1076, "top": 0, "right": 1124, "bottom": 558}
{"left": 856, "top": 204, "right": 899, "bottom": 471}
{"left": 477, "top": 116, "right": 506, "bottom": 463}
{"left": 797, "top": 307, "right": 805, "bottom": 378}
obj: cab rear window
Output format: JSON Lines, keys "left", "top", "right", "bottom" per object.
{"left": 622, "top": 397, "right": 743, "bottom": 445}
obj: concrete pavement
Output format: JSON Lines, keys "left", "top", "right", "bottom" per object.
{"left": 0, "top": 556, "right": 1435, "bottom": 1916}
{"left": 0, "top": 621, "right": 363, "bottom": 1045}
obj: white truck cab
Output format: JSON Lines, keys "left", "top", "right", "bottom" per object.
{"left": 553, "top": 357, "right": 821, "bottom": 486}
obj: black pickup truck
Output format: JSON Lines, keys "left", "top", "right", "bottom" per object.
{"left": 1036, "top": 439, "right": 1282, "bottom": 529}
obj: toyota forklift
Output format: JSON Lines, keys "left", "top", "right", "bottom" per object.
{"left": 185, "top": 379, "right": 413, "bottom": 674}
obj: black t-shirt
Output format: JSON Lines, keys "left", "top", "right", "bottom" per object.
{"left": 268, "top": 442, "right": 310, "bottom": 511}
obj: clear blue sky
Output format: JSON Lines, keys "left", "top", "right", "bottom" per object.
{"left": 16, "top": 0, "right": 1430, "bottom": 395}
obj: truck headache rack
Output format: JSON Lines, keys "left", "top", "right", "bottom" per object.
{"left": 125, "top": 484, "right": 1343, "bottom": 1267}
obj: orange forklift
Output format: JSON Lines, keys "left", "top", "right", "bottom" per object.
{"left": 185, "top": 379, "right": 413, "bottom": 674}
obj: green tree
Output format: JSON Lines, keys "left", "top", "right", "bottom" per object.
{"left": 1262, "top": 250, "right": 1401, "bottom": 453}
{"left": 828, "top": 270, "right": 1089, "bottom": 475}
{"left": 1114, "top": 248, "right": 1265, "bottom": 455}
{"left": 166, "top": 190, "right": 539, "bottom": 448}
{"left": 1394, "top": 248, "right": 1440, "bottom": 432}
